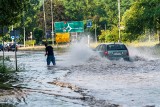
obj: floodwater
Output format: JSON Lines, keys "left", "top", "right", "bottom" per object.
{"left": 0, "top": 51, "right": 89, "bottom": 107}
{"left": 1, "top": 42, "right": 160, "bottom": 107}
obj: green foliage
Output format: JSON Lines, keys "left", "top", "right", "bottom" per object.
{"left": 1, "top": 0, "right": 158, "bottom": 44}
{"left": 37, "top": 0, "right": 66, "bottom": 33}
{"left": 0, "top": 103, "right": 15, "bottom": 107}
{"left": 0, "top": 82, "right": 12, "bottom": 90}
{"left": 122, "top": 0, "right": 160, "bottom": 42}
{"left": 0, "top": 61, "right": 14, "bottom": 74}
{"left": 0, "top": 63, "right": 15, "bottom": 90}
{"left": 122, "top": 2, "right": 144, "bottom": 34}
{"left": 33, "top": 28, "right": 43, "bottom": 44}
{"left": 139, "top": 0, "right": 160, "bottom": 29}
{"left": 99, "top": 26, "right": 119, "bottom": 42}
{"left": 0, "top": 0, "right": 29, "bottom": 26}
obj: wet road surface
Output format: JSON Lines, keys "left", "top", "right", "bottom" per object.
{"left": 0, "top": 51, "right": 89, "bottom": 107}
{"left": 1, "top": 44, "right": 160, "bottom": 107}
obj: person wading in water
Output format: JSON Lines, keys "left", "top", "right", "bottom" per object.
{"left": 44, "top": 43, "right": 56, "bottom": 66}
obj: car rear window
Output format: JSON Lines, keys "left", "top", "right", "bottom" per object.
{"left": 107, "top": 44, "right": 127, "bottom": 50}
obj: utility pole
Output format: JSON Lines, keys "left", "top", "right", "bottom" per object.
{"left": 95, "top": 24, "right": 97, "bottom": 44}
{"left": 118, "top": 0, "right": 121, "bottom": 42}
{"left": 2, "top": 27, "right": 5, "bottom": 67}
{"left": 51, "top": 0, "right": 54, "bottom": 45}
{"left": 23, "top": 11, "right": 25, "bottom": 47}
{"left": 12, "top": 25, "right": 14, "bottom": 43}
{"left": 24, "top": 27, "right": 25, "bottom": 47}
{"left": 43, "top": 0, "right": 47, "bottom": 42}
{"left": 14, "top": 30, "right": 18, "bottom": 71}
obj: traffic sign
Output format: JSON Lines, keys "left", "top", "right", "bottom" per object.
{"left": 56, "top": 33, "right": 70, "bottom": 43}
{"left": 10, "top": 30, "right": 20, "bottom": 39}
{"left": 46, "top": 30, "right": 51, "bottom": 38}
{"left": 10, "top": 30, "right": 15, "bottom": 36}
{"left": 87, "top": 20, "right": 92, "bottom": 28}
{"left": 54, "top": 21, "right": 84, "bottom": 33}
{"left": 11, "top": 36, "right": 14, "bottom": 40}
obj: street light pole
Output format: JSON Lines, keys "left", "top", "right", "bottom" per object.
{"left": 51, "top": 0, "right": 54, "bottom": 45}
{"left": 23, "top": 11, "right": 25, "bottom": 47}
{"left": 43, "top": 0, "right": 47, "bottom": 42}
{"left": 95, "top": 24, "right": 97, "bottom": 44}
{"left": 14, "top": 30, "right": 18, "bottom": 71}
{"left": 118, "top": 0, "right": 121, "bottom": 42}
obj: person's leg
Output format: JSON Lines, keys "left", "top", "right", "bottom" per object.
{"left": 51, "top": 56, "right": 56, "bottom": 65}
{"left": 47, "top": 56, "right": 51, "bottom": 65}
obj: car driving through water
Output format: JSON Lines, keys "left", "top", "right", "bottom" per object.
{"left": 95, "top": 43, "right": 130, "bottom": 61}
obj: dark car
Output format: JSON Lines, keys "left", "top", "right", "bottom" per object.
{"left": 7, "top": 44, "right": 18, "bottom": 52}
{"left": 95, "top": 43, "right": 129, "bottom": 61}
{"left": 0, "top": 44, "right": 3, "bottom": 51}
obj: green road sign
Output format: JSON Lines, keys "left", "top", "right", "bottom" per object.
{"left": 54, "top": 21, "right": 84, "bottom": 33}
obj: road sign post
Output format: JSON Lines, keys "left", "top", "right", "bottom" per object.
{"left": 10, "top": 30, "right": 20, "bottom": 71}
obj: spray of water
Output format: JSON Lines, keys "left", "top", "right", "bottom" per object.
{"left": 59, "top": 34, "right": 160, "bottom": 67}
{"left": 127, "top": 46, "right": 159, "bottom": 61}
{"left": 67, "top": 37, "right": 95, "bottom": 65}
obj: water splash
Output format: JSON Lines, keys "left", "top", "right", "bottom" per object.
{"left": 127, "top": 46, "right": 159, "bottom": 61}
{"left": 62, "top": 37, "right": 95, "bottom": 66}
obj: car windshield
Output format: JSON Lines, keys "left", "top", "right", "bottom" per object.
{"left": 107, "top": 44, "right": 127, "bottom": 50}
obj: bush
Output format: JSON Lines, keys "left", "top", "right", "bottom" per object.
{"left": 0, "top": 62, "right": 16, "bottom": 90}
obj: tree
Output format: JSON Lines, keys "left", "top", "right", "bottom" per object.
{"left": 37, "top": 0, "right": 67, "bottom": 35}
{"left": 33, "top": 27, "right": 43, "bottom": 44}
{"left": 122, "top": 2, "right": 144, "bottom": 41}
{"left": 99, "top": 26, "right": 119, "bottom": 42}
{"left": 62, "top": 0, "right": 108, "bottom": 36}
{"left": 122, "top": 0, "right": 160, "bottom": 42}
{"left": 0, "top": 0, "right": 29, "bottom": 27}
{"left": 0, "top": 0, "right": 29, "bottom": 67}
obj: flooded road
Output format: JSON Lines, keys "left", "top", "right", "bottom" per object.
{"left": 1, "top": 43, "right": 160, "bottom": 107}
{"left": 0, "top": 51, "right": 89, "bottom": 107}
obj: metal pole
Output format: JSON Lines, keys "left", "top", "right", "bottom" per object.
{"left": 14, "top": 30, "right": 18, "bottom": 71}
{"left": 88, "top": 35, "right": 90, "bottom": 47}
{"left": 76, "top": 32, "right": 78, "bottom": 42}
{"left": 43, "top": 0, "right": 47, "bottom": 41}
{"left": 12, "top": 25, "right": 14, "bottom": 43}
{"left": 118, "top": 0, "right": 121, "bottom": 42}
{"left": 95, "top": 24, "right": 97, "bottom": 44}
{"left": 24, "top": 27, "right": 25, "bottom": 47}
{"left": 51, "top": 0, "right": 54, "bottom": 45}
{"left": 23, "top": 11, "right": 25, "bottom": 47}
{"left": 2, "top": 27, "right": 4, "bottom": 67}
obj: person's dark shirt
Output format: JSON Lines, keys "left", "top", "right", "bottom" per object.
{"left": 46, "top": 46, "right": 54, "bottom": 56}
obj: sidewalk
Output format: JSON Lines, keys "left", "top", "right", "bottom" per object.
{"left": 18, "top": 46, "right": 45, "bottom": 51}
{"left": 18, "top": 45, "right": 70, "bottom": 51}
